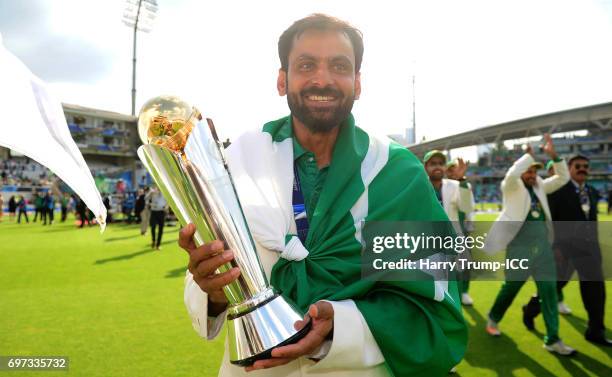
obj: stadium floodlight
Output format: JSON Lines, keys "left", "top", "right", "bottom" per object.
{"left": 123, "top": 0, "right": 158, "bottom": 116}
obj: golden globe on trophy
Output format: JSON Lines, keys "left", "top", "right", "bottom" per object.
{"left": 136, "top": 95, "right": 310, "bottom": 366}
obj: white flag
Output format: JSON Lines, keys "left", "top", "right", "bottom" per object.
{"left": 0, "top": 33, "right": 106, "bottom": 230}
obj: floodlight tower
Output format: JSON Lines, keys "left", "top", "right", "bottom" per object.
{"left": 123, "top": 0, "right": 158, "bottom": 116}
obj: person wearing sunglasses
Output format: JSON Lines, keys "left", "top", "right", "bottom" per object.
{"left": 524, "top": 154, "right": 610, "bottom": 346}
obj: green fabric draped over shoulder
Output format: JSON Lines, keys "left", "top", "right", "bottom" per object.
{"left": 264, "top": 114, "right": 467, "bottom": 376}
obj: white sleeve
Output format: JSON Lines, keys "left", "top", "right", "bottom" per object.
{"left": 502, "top": 153, "right": 534, "bottom": 193}
{"left": 457, "top": 182, "right": 475, "bottom": 214}
{"left": 183, "top": 270, "right": 226, "bottom": 340}
{"left": 542, "top": 159, "right": 570, "bottom": 194}
{"left": 308, "top": 300, "right": 384, "bottom": 371}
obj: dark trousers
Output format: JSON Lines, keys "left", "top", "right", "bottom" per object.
{"left": 61, "top": 206, "right": 67, "bottom": 222}
{"left": 41, "top": 208, "right": 47, "bottom": 224}
{"left": 458, "top": 270, "right": 470, "bottom": 294}
{"left": 47, "top": 208, "right": 54, "bottom": 224}
{"left": 33, "top": 208, "right": 42, "bottom": 222}
{"left": 135, "top": 209, "right": 143, "bottom": 224}
{"left": 150, "top": 210, "right": 165, "bottom": 248}
{"left": 17, "top": 209, "right": 29, "bottom": 223}
{"left": 525, "top": 246, "right": 606, "bottom": 335}
{"left": 78, "top": 210, "right": 89, "bottom": 227}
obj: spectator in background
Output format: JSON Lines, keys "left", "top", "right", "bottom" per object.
{"left": 134, "top": 189, "right": 145, "bottom": 224}
{"left": 8, "top": 195, "right": 16, "bottom": 221}
{"left": 60, "top": 192, "right": 70, "bottom": 222}
{"left": 68, "top": 194, "right": 76, "bottom": 214}
{"left": 148, "top": 187, "right": 167, "bottom": 250}
{"left": 17, "top": 195, "right": 29, "bottom": 224}
{"left": 122, "top": 192, "right": 135, "bottom": 223}
{"left": 116, "top": 179, "right": 126, "bottom": 194}
{"left": 43, "top": 192, "right": 55, "bottom": 225}
{"left": 102, "top": 193, "right": 113, "bottom": 224}
{"left": 76, "top": 198, "right": 90, "bottom": 228}
{"left": 140, "top": 187, "right": 151, "bottom": 236}
{"left": 33, "top": 192, "right": 44, "bottom": 223}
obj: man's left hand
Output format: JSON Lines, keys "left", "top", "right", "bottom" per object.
{"left": 455, "top": 158, "right": 469, "bottom": 178}
{"left": 541, "top": 133, "right": 558, "bottom": 160}
{"left": 245, "top": 301, "right": 334, "bottom": 372}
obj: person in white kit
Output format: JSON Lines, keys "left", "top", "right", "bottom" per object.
{"left": 484, "top": 134, "right": 576, "bottom": 356}
{"left": 443, "top": 155, "right": 477, "bottom": 306}
{"left": 148, "top": 186, "right": 167, "bottom": 250}
{"left": 423, "top": 150, "right": 475, "bottom": 306}
{"left": 179, "top": 13, "right": 467, "bottom": 377}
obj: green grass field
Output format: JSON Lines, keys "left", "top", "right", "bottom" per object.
{"left": 0, "top": 212, "right": 610, "bottom": 376}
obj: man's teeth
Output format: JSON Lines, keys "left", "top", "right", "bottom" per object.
{"left": 308, "top": 95, "right": 335, "bottom": 101}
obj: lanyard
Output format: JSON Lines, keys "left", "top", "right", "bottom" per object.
{"left": 292, "top": 162, "right": 310, "bottom": 244}
{"left": 529, "top": 189, "right": 541, "bottom": 211}
{"left": 576, "top": 185, "right": 591, "bottom": 216}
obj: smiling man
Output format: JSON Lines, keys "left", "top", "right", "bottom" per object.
{"left": 180, "top": 14, "right": 466, "bottom": 377}
{"left": 484, "top": 135, "right": 576, "bottom": 356}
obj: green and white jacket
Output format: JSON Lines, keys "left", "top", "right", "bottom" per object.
{"left": 185, "top": 114, "right": 467, "bottom": 377}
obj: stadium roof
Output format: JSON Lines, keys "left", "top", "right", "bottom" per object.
{"left": 408, "top": 101, "right": 612, "bottom": 156}
{"left": 62, "top": 103, "right": 137, "bottom": 123}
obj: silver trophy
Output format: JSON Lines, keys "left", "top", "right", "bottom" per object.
{"left": 136, "top": 95, "right": 310, "bottom": 366}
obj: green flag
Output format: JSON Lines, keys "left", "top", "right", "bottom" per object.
{"left": 264, "top": 115, "right": 467, "bottom": 376}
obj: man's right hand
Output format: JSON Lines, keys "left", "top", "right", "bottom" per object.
{"left": 178, "top": 223, "right": 241, "bottom": 316}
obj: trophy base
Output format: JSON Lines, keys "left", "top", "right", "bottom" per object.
{"left": 228, "top": 293, "right": 312, "bottom": 366}
{"left": 230, "top": 320, "right": 312, "bottom": 367}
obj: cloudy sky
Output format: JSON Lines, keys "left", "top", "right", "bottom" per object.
{"left": 2, "top": 0, "right": 612, "bottom": 144}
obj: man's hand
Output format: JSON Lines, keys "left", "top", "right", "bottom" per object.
{"left": 178, "top": 223, "right": 240, "bottom": 315}
{"left": 454, "top": 158, "right": 469, "bottom": 179}
{"left": 541, "top": 133, "right": 558, "bottom": 160}
{"left": 245, "top": 301, "right": 334, "bottom": 372}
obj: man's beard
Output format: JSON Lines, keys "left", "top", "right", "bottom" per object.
{"left": 522, "top": 178, "right": 536, "bottom": 187}
{"left": 287, "top": 85, "right": 355, "bottom": 134}
{"left": 430, "top": 171, "right": 444, "bottom": 181}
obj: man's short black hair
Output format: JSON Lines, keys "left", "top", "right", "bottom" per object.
{"left": 278, "top": 13, "right": 364, "bottom": 73}
{"left": 568, "top": 154, "right": 590, "bottom": 166}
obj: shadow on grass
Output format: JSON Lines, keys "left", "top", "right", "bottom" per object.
{"left": 459, "top": 307, "right": 557, "bottom": 377}
{"left": 94, "top": 248, "right": 155, "bottom": 264}
{"left": 44, "top": 226, "right": 84, "bottom": 233}
{"left": 557, "top": 353, "right": 612, "bottom": 377}
{"left": 562, "top": 315, "right": 612, "bottom": 358}
{"left": 35, "top": 219, "right": 102, "bottom": 231}
{"left": 165, "top": 266, "right": 187, "bottom": 279}
{"left": 104, "top": 234, "right": 140, "bottom": 242}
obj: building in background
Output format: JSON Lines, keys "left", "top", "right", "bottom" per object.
{"left": 1, "top": 104, "right": 149, "bottom": 205}
{"left": 408, "top": 102, "right": 612, "bottom": 205}
{"left": 62, "top": 103, "right": 144, "bottom": 190}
